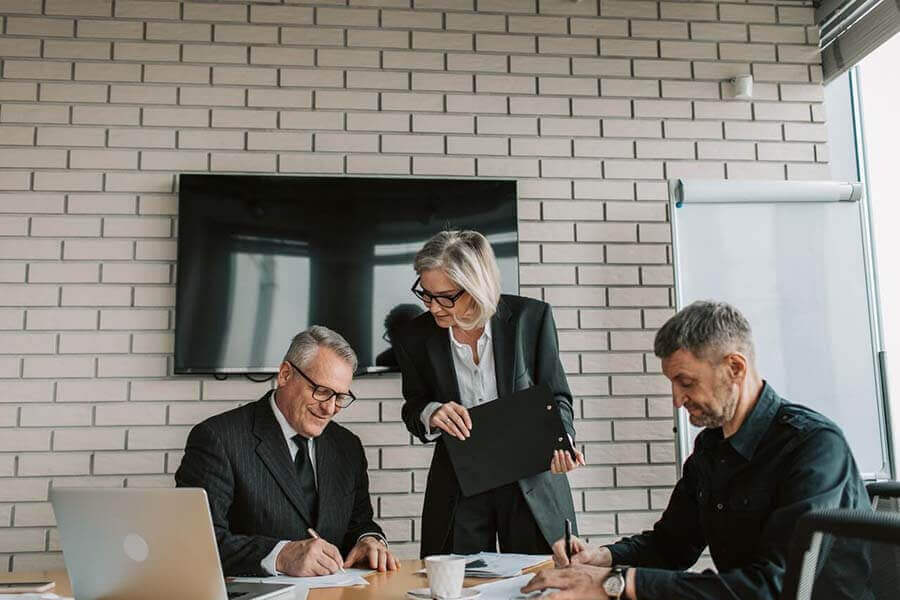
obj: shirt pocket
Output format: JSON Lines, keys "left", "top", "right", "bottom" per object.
{"left": 714, "top": 488, "right": 773, "bottom": 564}
{"left": 725, "top": 487, "right": 773, "bottom": 543}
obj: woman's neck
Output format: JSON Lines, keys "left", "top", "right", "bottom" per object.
{"left": 452, "top": 325, "right": 483, "bottom": 345}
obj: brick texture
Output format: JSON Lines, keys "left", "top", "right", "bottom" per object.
{"left": 0, "top": 0, "right": 824, "bottom": 570}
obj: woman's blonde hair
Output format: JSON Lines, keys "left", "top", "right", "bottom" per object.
{"left": 414, "top": 230, "right": 502, "bottom": 330}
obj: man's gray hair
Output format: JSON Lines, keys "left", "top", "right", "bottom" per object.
{"left": 654, "top": 300, "right": 755, "bottom": 363}
{"left": 284, "top": 325, "right": 358, "bottom": 372}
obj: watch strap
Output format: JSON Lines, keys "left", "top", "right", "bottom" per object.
{"left": 619, "top": 567, "right": 631, "bottom": 600}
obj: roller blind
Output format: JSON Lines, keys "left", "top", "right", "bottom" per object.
{"left": 818, "top": 0, "right": 900, "bottom": 82}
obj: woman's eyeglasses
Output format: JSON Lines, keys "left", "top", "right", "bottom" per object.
{"left": 410, "top": 277, "right": 466, "bottom": 308}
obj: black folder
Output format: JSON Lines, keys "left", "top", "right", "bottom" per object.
{"left": 442, "top": 384, "right": 574, "bottom": 497}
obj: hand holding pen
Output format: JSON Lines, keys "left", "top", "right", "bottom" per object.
{"left": 551, "top": 531, "right": 611, "bottom": 568}
{"left": 308, "top": 528, "right": 345, "bottom": 573}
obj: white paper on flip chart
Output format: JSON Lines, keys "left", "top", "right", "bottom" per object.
{"left": 231, "top": 568, "right": 373, "bottom": 589}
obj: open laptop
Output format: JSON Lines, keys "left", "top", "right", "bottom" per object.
{"left": 50, "top": 488, "right": 295, "bottom": 600}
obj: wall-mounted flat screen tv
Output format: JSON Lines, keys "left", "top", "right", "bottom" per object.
{"left": 175, "top": 174, "right": 519, "bottom": 374}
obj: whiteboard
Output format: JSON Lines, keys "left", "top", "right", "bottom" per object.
{"left": 670, "top": 180, "right": 891, "bottom": 479}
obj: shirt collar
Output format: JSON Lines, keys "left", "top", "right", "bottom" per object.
{"left": 270, "top": 390, "right": 305, "bottom": 448}
{"left": 727, "top": 381, "right": 782, "bottom": 461}
{"left": 448, "top": 319, "right": 492, "bottom": 349}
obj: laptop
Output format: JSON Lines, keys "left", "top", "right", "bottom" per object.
{"left": 50, "top": 488, "right": 295, "bottom": 600}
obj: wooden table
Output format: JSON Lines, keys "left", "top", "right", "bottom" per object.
{"left": 0, "top": 560, "right": 552, "bottom": 599}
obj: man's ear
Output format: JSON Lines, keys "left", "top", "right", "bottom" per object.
{"left": 724, "top": 352, "right": 748, "bottom": 382}
{"left": 276, "top": 362, "right": 291, "bottom": 388}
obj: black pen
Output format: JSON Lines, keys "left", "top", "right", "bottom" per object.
{"left": 564, "top": 518, "right": 572, "bottom": 565}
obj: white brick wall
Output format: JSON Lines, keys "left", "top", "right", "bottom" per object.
{"left": 0, "top": 0, "right": 822, "bottom": 571}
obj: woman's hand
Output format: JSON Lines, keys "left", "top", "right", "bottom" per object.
{"left": 429, "top": 402, "right": 472, "bottom": 440}
{"left": 550, "top": 448, "right": 585, "bottom": 474}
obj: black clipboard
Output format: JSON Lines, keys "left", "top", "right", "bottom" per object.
{"left": 442, "top": 384, "right": 573, "bottom": 497}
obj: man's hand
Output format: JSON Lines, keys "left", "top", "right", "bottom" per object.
{"left": 429, "top": 402, "right": 472, "bottom": 440}
{"left": 550, "top": 448, "right": 586, "bottom": 474}
{"left": 343, "top": 536, "right": 400, "bottom": 572}
{"left": 520, "top": 565, "right": 612, "bottom": 600}
{"left": 551, "top": 535, "right": 612, "bottom": 567}
{"left": 276, "top": 537, "right": 344, "bottom": 576}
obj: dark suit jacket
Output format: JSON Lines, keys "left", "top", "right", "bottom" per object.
{"left": 393, "top": 294, "right": 578, "bottom": 557}
{"left": 174, "top": 391, "right": 384, "bottom": 576}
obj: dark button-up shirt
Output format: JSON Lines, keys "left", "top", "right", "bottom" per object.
{"left": 607, "top": 382, "right": 870, "bottom": 600}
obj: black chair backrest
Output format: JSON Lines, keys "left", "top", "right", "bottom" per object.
{"left": 866, "top": 480, "right": 900, "bottom": 512}
{"left": 781, "top": 508, "right": 900, "bottom": 600}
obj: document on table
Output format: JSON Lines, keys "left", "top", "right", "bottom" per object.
{"left": 472, "top": 573, "right": 560, "bottom": 599}
{"left": 415, "top": 552, "right": 552, "bottom": 578}
{"left": 472, "top": 573, "right": 533, "bottom": 599}
{"left": 230, "top": 568, "right": 374, "bottom": 588}
{"left": 0, "top": 595, "right": 72, "bottom": 600}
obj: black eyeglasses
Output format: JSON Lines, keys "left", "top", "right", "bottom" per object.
{"left": 411, "top": 277, "right": 466, "bottom": 308}
{"left": 286, "top": 360, "right": 356, "bottom": 408}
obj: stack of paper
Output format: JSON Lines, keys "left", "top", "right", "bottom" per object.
{"left": 471, "top": 573, "right": 534, "bottom": 599}
{"left": 472, "top": 573, "right": 560, "bottom": 599}
{"left": 463, "top": 553, "right": 551, "bottom": 578}
{"left": 0, "top": 595, "right": 72, "bottom": 600}
{"left": 231, "top": 568, "right": 373, "bottom": 588}
{"left": 417, "top": 553, "right": 551, "bottom": 578}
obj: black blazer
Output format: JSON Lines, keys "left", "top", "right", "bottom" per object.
{"left": 174, "top": 391, "right": 384, "bottom": 576}
{"left": 393, "top": 294, "right": 578, "bottom": 557}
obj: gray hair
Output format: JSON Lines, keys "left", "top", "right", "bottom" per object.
{"left": 654, "top": 300, "right": 755, "bottom": 364}
{"left": 414, "top": 230, "right": 501, "bottom": 330}
{"left": 284, "top": 325, "right": 358, "bottom": 372}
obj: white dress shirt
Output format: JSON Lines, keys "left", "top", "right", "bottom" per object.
{"left": 260, "top": 392, "right": 385, "bottom": 575}
{"left": 261, "top": 393, "right": 316, "bottom": 575}
{"left": 421, "top": 320, "right": 499, "bottom": 438}
{"left": 270, "top": 392, "right": 317, "bottom": 483}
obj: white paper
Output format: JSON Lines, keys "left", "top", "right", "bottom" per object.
{"left": 417, "top": 553, "right": 552, "bottom": 578}
{"left": 0, "top": 595, "right": 71, "bottom": 600}
{"left": 231, "top": 568, "right": 373, "bottom": 589}
{"left": 472, "top": 574, "right": 559, "bottom": 599}
{"left": 467, "top": 553, "right": 552, "bottom": 577}
{"left": 471, "top": 573, "right": 535, "bottom": 599}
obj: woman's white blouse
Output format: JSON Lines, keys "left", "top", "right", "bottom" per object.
{"left": 420, "top": 320, "right": 499, "bottom": 438}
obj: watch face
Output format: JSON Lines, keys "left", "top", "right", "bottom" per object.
{"left": 603, "top": 573, "right": 625, "bottom": 596}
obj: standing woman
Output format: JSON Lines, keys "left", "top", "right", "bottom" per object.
{"left": 392, "top": 230, "right": 585, "bottom": 558}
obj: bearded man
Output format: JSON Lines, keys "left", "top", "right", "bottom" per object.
{"left": 522, "top": 301, "right": 871, "bottom": 600}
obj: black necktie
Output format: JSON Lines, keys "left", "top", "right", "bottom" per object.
{"left": 293, "top": 434, "right": 318, "bottom": 526}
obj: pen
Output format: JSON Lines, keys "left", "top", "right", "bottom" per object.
{"left": 308, "top": 527, "right": 345, "bottom": 573}
{"left": 564, "top": 518, "right": 572, "bottom": 565}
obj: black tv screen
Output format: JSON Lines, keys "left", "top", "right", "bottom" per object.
{"left": 175, "top": 174, "right": 519, "bottom": 374}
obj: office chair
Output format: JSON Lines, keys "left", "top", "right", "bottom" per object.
{"left": 866, "top": 480, "right": 900, "bottom": 512}
{"left": 781, "top": 508, "right": 900, "bottom": 600}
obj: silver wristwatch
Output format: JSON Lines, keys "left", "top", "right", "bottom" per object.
{"left": 602, "top": 567, "right": 627, "bottom": 599}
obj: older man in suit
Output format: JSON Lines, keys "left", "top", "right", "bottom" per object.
{"left": 176, "top": 326, "right": 400, "bottom": 577}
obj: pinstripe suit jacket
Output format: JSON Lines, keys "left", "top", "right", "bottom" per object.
{"left": 174, "top": 391, "right": 384, "bottom": 576}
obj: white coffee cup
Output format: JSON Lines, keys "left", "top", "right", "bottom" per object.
{"left": 424, "top": 555, "right": 466, "bottom": 599}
